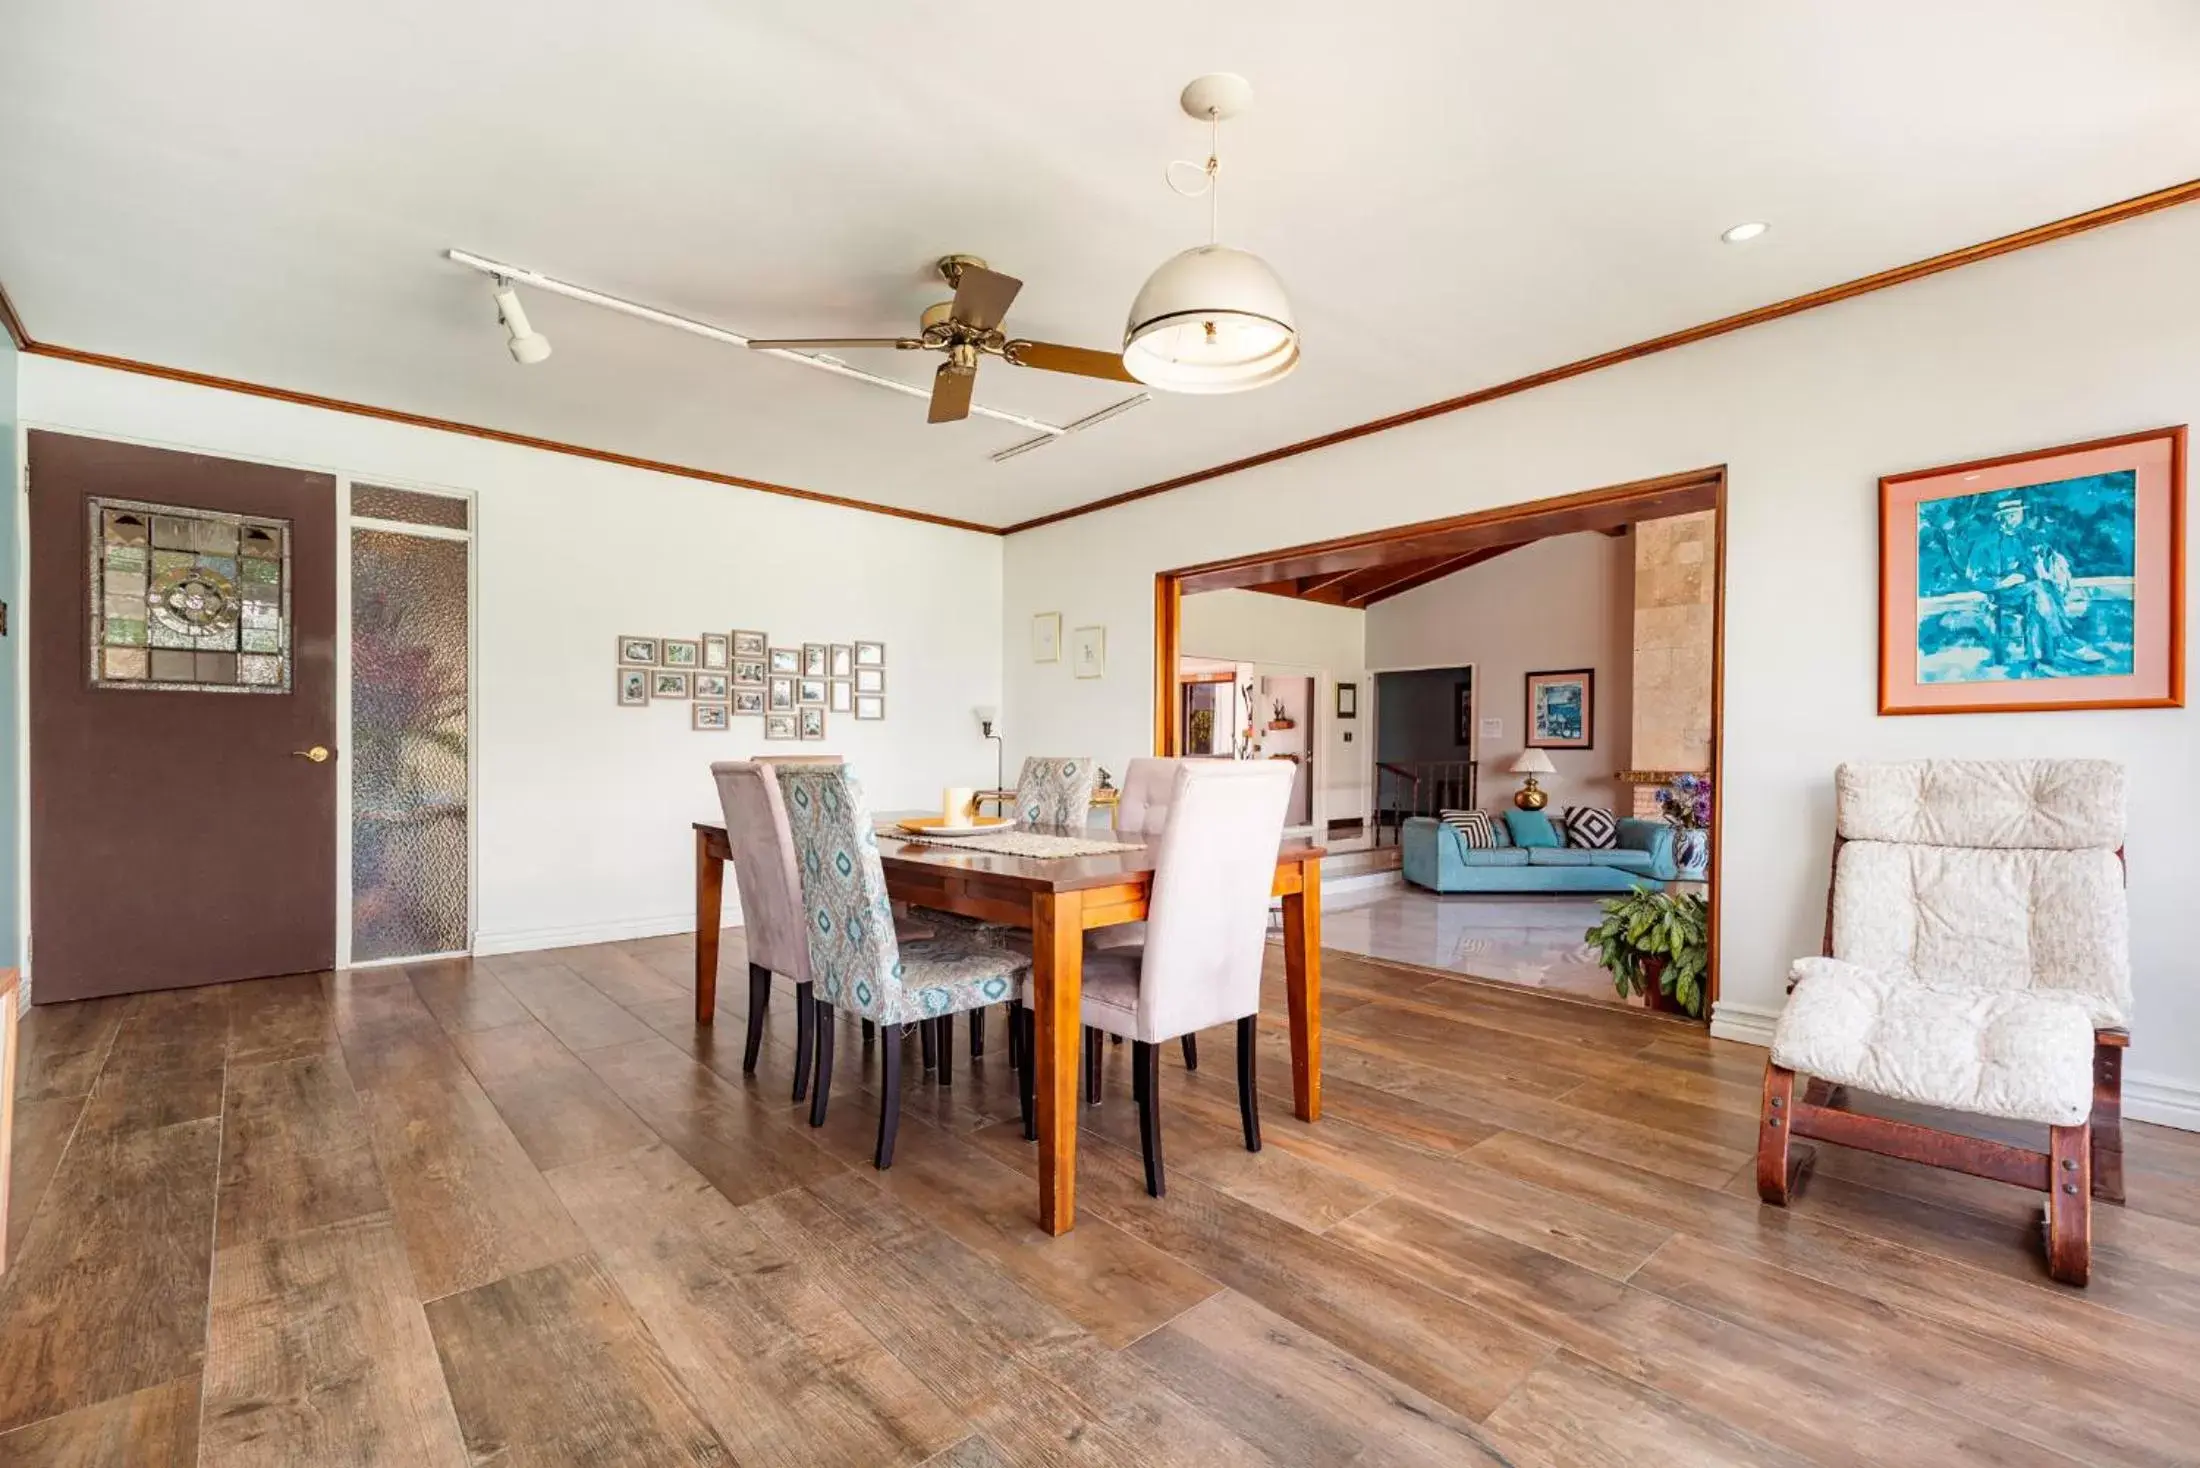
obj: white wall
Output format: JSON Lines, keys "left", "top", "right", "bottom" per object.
{"left": 1366, "top": 531, "right": 1634, "bottom": 812}
{"left": 1002, "top": 205, "right": 2200, "bottom": 1126}
{"left": 1180, "top": 589, "right": 1370, "bottom": 823}
{"left": 20, "top": 357, "right": 1003, "bottom": 954}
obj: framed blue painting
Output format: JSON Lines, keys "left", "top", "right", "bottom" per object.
{"left": 1525, "top": 668, "right": 1593, "bottom": 749}
{"left": 1879, "top": 427, "right": 2184, "bottom": 714}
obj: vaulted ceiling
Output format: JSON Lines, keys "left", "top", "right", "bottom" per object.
{"left": 5, "top": 3, "right": 2199, "bottom": 530}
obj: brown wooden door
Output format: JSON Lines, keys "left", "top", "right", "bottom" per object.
{"left": 28, "top": 432, "right": 338, "bottom": 1002}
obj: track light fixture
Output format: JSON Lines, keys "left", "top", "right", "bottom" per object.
{"left": 492, "top": 278, "right": 552, "bottom": 365}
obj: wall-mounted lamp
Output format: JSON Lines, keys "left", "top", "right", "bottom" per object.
{"left": 974, "top": 706, "right": 1003, "bottom": 792}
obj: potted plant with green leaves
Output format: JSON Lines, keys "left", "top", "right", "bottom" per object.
{"left": 1585, "top": 889, "right": 1709, "bottom": 1017}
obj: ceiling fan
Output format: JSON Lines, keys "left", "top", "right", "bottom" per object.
{"left": 746, "top": 255, "right": 1138, "bottom": 425}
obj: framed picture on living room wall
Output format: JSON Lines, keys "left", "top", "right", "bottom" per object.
{"left": 1524, "top": 668, "right": 1593, "bottom": 749}
{"left": 1879, "top": 426, "right": 2186, "bottom": 715}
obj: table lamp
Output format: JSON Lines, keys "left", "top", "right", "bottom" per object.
{"left": 1509, "top": 748, "right": 1556, "bottom": 810}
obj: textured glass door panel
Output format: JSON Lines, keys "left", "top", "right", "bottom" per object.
{"left": 351, "top": 529, "right": 469, "bottom": 960}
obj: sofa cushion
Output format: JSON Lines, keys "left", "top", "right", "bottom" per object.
{"left": 1559, "top": 805, "right": 1618, "bottom": 850}
{"left": 1453, "top": 848, "right": 1531, "bottom": 868}
{"left": 1504, "top": 808, "right": 1560, "bottom": 848}
{"left": 1526, "top": 847, "right": 1653, "bottom": 871}
{"left": 1438, "top": 809, "right": 1499, "bottom": 849}
{"left": 1772, "top": 957, "right": 2097, "bottom": 1126}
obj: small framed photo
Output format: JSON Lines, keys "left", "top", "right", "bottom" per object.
{"left": 853, "top": 693, "right": 885, "bottom": 721}
{"left": 653, "top": 670, "right": 692, "bottom": 699}
{"left": 1032, "top": 612, "right": 1061, "bottom": 663}
{"left": 828, "top": 681, "right": 852, "bottom": 713}
{"left": 799, "top": 706, "right": 826, "bottom": 740}
{"left": 732, "top": 629, "right": 768, "bottom": 658}
{"left": 768, "top": 647, "right": 801, "bottom": 675}
{"left": 767, "top": 675, "right": 795, "bottom": 712}
{"left": 854, "top": 640, "right": 885, "bottom": 667}
{"left": 1336, "top": 681, "right": 1358, "bottom": 719}
{"left": 1524, "top": 668, "right": 1593, "bottom": 749}
{"left": 830, "top": 644, "right": 854, "bottom": 678}
{"left": 663, "top": 638, "right": 701, "bottom": 669}
{"left": 618, "top": 668, "right": 650, "bottom": 706}
{"left": 700, "top": 633, "right": 729, "bottom": 670}
{"left": 692, "top": 703, "right": 730, "bottom": 732}
{"left": 797, "top": 677, "right": 827, "bottom": 706}
{"left": 802, "top": 643, "right": 828, "bottom": 678}
{"left": 695, "top": 672, "right": 730, "bottom": 700}
{"left": 764, "top": 712, "right": 798, "bottom": 741}
{"left": 731, "top": 657, "right": 766, "bottom": 687}
{"left": 618, "top": 636, "right": 659, "bottom": 666}
{"left": 1071, "top": 625, "right": 1105, "bottom": 679}
{"left": 732, "top": 688, "right": 765, "bottom": 716}
{"left": 853, "top": 667, "right": 885, "bottom": 694}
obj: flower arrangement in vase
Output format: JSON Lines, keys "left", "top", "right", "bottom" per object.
{"left": 1658, "top": 772, "right": 1712, "bottom": 877}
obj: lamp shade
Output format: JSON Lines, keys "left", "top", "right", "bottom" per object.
{"left": 1121, "top": 245, "right": 1299, "bottom": 394}
{"left": 1509, "top": 749, "right": 1556, "bottom": 776}
{"left": 974, "top": 705, "right": 999, "bottom": 730}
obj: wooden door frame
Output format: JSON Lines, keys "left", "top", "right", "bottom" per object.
{"left": 1152, "top": 465, "right": 1730, "bottom": 1011}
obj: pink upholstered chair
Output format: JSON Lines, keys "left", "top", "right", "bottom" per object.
{"left": 710, "top": 758, "right": 924, "bottom": 1099}
{"left": 1016, "top": 759, "right": 1294, "bottom": 1196}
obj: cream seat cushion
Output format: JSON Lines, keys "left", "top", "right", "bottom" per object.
{"left": 1772, "top": 957, "right": 2097, "bottom": 1126}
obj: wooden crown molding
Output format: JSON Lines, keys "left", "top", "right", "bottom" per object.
{"left": 0, "top": 302, "right": 999, "bottom": 536}
{"left": 1005, "top": 174, "right": 2200, "bottom": 536}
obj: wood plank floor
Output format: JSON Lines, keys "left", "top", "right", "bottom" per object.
{"left": 2, "top": 937, "right": 2198, "bottom": 1465}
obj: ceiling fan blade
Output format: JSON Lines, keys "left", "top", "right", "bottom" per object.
{"left": 745, "top": 337, "right": 919, "bottom": 351}
{"left": 1005, "top": 340, "right": 1139, "bottom": 384}
{"left": 951, "top": 266, "right": 1023, "bottom": 332}
{"left": 927, "top": 361, "right": 977, "bottom": 424}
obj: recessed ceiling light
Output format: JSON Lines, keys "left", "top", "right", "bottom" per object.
{"left": 1721, "top": 221, "right": 1771, "bottom": 245}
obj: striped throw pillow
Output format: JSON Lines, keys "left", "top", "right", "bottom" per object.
{"left": 1439, "top": 809, "right": 1499, "bottom": 849}
{"left": 1560, "top": 805, "right": 1618, "bottom": 850}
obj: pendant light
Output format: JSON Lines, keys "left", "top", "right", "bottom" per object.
{"left": 1122, "top": 74, "right": 1299, "bottom": 394}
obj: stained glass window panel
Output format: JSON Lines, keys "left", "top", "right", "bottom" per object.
{"left": 351, "top": 528, "right": 470, "bottom": 961}
{"left": 89, "top": 498, "right": 290, "bottom": 691}
{"left": 351, "top": 483, "right": 470, "bottom": 530}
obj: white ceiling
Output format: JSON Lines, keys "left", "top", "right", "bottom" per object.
{"left": 6, "top": 2, "right": 2200, "bottom": 529}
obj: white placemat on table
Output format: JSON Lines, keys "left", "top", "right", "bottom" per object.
{"left": 885, "top": 828, "right": 1141, "bottom": 859}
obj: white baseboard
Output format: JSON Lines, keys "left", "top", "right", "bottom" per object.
{"left": 472, "top": 912, "right": 702, "bottom": 957}
{"left": 1708, "top": 999, "right": 1779, "bottom": 1049}
{"left": 1322, "top": 870, "right": 1404, "bottom": 898}
{"left": 2127, "top": 1070, "right": 2200, "bottom": 1133}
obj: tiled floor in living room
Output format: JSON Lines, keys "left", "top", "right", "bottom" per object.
{"left": 1322, "top": 885, "right": 1622, "bottom": 1005}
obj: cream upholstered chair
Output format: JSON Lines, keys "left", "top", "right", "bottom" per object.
{"left": 1016, "top": 759, "right": 1294, "bottom": 1196}
{"left": 778, "top": 761, "right": 1032, "bottom": 1168}
{"left": 1758, "top": 759, "right": 2131, "bottom": 1286}
{"left": 711, "top": 758, "right": 920, "bottom": 1099}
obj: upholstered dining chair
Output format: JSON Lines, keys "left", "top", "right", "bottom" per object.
{"left": 1757, "top": 759, "right": 2131, "bottom": 1286}
{"left": 1015, "top": 759, "right": 1294, "bottom": 1196}
{"left": 777, "top": 761, "right": 1033, "bottom": 1169}
{"left": 712, "top": 757, "right": 919, "bottom": 1098}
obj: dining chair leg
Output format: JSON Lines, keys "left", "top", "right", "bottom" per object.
{"left": 935, "top": 1016, "right": 953, "bottom": 1087}
{"left": 862, "top": 1019, "right": 875, "bottom": 1045}
{"left": 741, "top": 963, "right": 772, "bottom": 1075}
{"left": 1085, "top": 1025, "right": 1104, "bottom": 1105}
{"left": 970, "top": 1007, "right": 986, "bottom": 1060}
{"left": 1007, "top": 1003, "right": 1023, "bottom": 1071}
{"left": 1236, "top": 1015, "right": 1261, "bottom": 1153}
{"left": 1134, "top": 1040, "right": 1166, "bottom": 1198}
{"left": 920, "top": 1016, "right": 937, "bottom": 1072}
{"left": 875, "top": 1031, "right": 903, "bottom": 1169}
{"left": 807, "top": 998, "right": 835, "bottom": 1128}
{"left": 1180, "top": 1033, "right": 1199, "bottom": 1072}
{"left": 792, "top": 981, "right": 815, "bottom": 1103}
{"left": 1017, "top": 1008, "right": 1038, "bottom": 1141}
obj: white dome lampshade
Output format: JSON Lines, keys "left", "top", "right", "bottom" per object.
{"left": 1121, "top": 244, "right": 1298, "bottom": 394}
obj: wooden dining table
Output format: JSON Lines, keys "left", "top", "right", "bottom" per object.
{"left": 691, "top": 820, "right": 1325, "bottom": 1235}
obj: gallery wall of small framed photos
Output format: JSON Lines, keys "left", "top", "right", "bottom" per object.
{"left": 618, "top": 629, "right": 886, "bottom": 738}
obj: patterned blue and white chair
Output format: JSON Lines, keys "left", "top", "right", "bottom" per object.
{"left": 778, "top": 761, "right": 1032, "bottom": 1168}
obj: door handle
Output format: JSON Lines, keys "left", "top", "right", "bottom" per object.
{"left": 290, "top": 745, "right": 333, "bottom": 763}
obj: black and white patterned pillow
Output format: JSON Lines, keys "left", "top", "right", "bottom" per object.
{"left": 1439, "top": 809, "right": 1499, "bottom": 849}
{"left": 1560, "top": 805, "right": 1618, "bottom": 849}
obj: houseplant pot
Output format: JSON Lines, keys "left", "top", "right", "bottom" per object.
{"left": 1585, "top": 890, "right": 1708, "bottom": 1018}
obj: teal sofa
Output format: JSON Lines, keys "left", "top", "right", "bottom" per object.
{"left": 1401, "top": 814, "right": 1677, "bottom": 894}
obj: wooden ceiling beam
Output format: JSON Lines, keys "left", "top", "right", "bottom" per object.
{"left": 1345, "top": 543, "right": 1525, "bottom": 606}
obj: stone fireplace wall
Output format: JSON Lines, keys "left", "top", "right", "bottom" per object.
{"left": 1628, "top": 509, "right": 1716, "bottom": 817}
